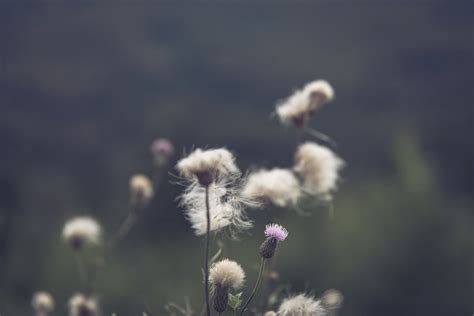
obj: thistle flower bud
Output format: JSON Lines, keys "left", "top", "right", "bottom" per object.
{"left": 32, "top": 291, "right": 54, "bottom": 315}
{"left": 259, "top": 224, "right": 288, "bottom": 259}
{"left": 62, "top": 217, "right": 102, "bottom": 251}
{"left": 68, "top": 293, "right": 98, "bottom": 316}
{"left": 213, "top": 283, "right": 229, "bottom": 313}
{"left": 129, "top": 174, "right": 154, "bottom": 208}
{"left": 150, "top": 138, "right": 174, "bottom": 166}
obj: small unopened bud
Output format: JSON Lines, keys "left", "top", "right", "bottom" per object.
{"left": 129, "top": 174, "right": 154, "bottom": 208}
{"left": 321, "top": 289, "right": 343, "bottom": 310}
{"left": 259, "top": 237, "right": 278, "bottom": 259}
{"left": 213, "top": 283, "right": 229, "bottom": 313}
{"left": 150, "top": 138, "right": 174, "bottom": 166}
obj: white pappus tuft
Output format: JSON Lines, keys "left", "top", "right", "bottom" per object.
{"left": 62, "top": 216, "right": 102, "bottom": 251}
{"left": 278, "top": 294, "right": 327, "bottom": 316}
{"left": 242, "top": 168, "right": 301, "bottom": 208}
{"left": 179, "top": 177, "right": 259, "bottom": 238}
{"left": 276, "top": 80, "right": 334, "bottom": 127}
{"left": 209, "top": 258, "right": 246, "bottom": 290}
{"left": 294, "top": 142, "right": 344, "bottom": 199}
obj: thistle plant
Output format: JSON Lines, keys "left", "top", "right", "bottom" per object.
{"left": 32, "top": 79, "right": 347, "bottom": 316}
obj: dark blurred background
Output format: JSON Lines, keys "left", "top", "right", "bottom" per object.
{"left": 1, "top": 1, "right": 473, "bottom": 315}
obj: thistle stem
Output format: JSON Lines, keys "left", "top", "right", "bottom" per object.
{"left": 75, "top": 252, "right": 87, "bottom": 289}
{"left": 204, "top": 185, "right": 211, "bottom": 316}
{"left": 109, "top": 210, "right": 138, "bottom": 248}
{"left": 239, "top": 258, "right": 266, "bottom": 316}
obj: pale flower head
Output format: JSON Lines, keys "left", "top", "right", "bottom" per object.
{"left": 242, "top": 168, "right": 301, "bottom": 208}
{"left": 129, "top": 174, "right": 154, "bottom": 206}
{"left": 321, "top": 289, "right": 344, "bottom": 310}
{"left": 278, "top": 294, "right": 326, "bottom": 316}
{"left": 264, "top": 312, "right": 277, "bottom": 316}
{"left": 276, "top": 79, "right": 334, "bottom": 127}
{"left": 62, "top": 217, "right": 102, "bottom": 251}
{"left": 176, "top": 148, "right": 240, "bottom": 185}
{"left": 68, "top": 293, "right": 99, "bottom": 316}
{"left": 32, "top": 291, "right": 55, "bottom": 314}
{"left": 294, "top": 142, "right": 344, "bottom": 198}
{"left": 179, "top": 179, "right": 257, "bottom": 238}
{"left": 209, "top": 259, "right": 245, "bottom": 289}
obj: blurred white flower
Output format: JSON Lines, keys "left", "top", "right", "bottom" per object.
{"left": 68, "top": 293, "right": 99, "bottom": 316}
{"left": 62, "top": 216, "right": 102, "bottom": 250}
{"left": 242, "top": 168, "right": 301, "bottom": 207}
{"left": 32, "top": 291, "right": 54, "bottom": 315}
{"left": 278, "top": 294, "right": 326, "bottom": 316}
{"left": 294, "top": 142, "right": 344, "bottom": 198}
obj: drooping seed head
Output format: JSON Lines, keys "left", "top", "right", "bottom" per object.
{"left": 32, "top": 291, "right": 55, "bottom": 315}
{"left": 62, "top": 217, "right": 102, "bottom": 251}
{"left": 276, "top": 79, "right": 334, "bottom": 127}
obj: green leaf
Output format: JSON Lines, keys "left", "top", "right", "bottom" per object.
{"left": 228, "top": 292, "right": 243, "bottom": 310}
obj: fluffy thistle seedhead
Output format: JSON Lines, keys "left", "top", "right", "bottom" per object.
{"left": 68, "top": 294, "right": 98, "bottom": 316}
{"left": 278, "top": 294, "right": 326, "bottom": 316}
{"left": 178, "top": 178, "right": 258, "bottom": 238}
{"left": 260, "top": 224, "right": 288, "bottom": 259}
{"left": 321, "top": 289, "right": 344, "bottom": 310}
{"left": 276, "top": 79, "right": 334, "bottom": 127}
{"left": 242, "top": 168, "right": 301, "bottom": 208}
{"left": 150, "top": 138, "right": 174, "bottom": 166}
{"left": 62, "top": 217, "right": 102, "bottom": 251}
{"left": 264, "top": 312, "right": 277, "bottom": 316}
{"left": 129, "top": 174, "right": 154, "bottom": 208}
{"left": 209, "top": 259, "right": 246, "bottom": 289}
{"left": 176, "top": 148, "right": 240, "bottom": 186}
{"left": 32, "top": 291, "right": 55, "bottom": 314}
{"left": 294, "top": 142, "right": 344, "bottom": 199}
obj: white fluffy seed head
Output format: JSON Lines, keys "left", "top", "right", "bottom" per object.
{"left": 176, "top": 148, "right": 240, "bottom": 182}
{"left": 264, "top": 312, "right": 277, "bottom": 316}
{"left": 62, "top": 217, "right": 102, "bottom": 250}
{"left": 242, "top": 168, "right": 301, "bottom": 208}
{"left": 321, "top": 289, "right": 344, "bottom": 310}
{"left": 278, "top": 294, "right": 326, "bottom": 316}
{"left": 276, "top": 80, "right": 334, "bottom": 126}
{"left": 68, "top": 293, "right": 98, "bottom": 316}
{"left": 209, "top": 259, "right": 245, "bottom": 289}
{"left": 179, "top": 179, "right": 257, "bottom": 238}
{"left": 32, "top": 291, "right": 55, "bottom": 314}
{"left": 294, "top": 142, "right": 344, "bottom": 198}
{"left": 129, "top": 174, "right": 154, "bottom": 205}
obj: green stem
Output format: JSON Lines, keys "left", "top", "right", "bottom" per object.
{"left": 75, "top": 252, "right": 87, "bottom": 290}
{"left": 204, "top": 185, "right": 211, "bottom": 316}
{"left": 239, "top": 258, "right": 266, "bottom": 316}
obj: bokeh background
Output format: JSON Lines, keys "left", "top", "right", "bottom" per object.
{"left": 1, "top": 1, "right": 473, "bottom": 315}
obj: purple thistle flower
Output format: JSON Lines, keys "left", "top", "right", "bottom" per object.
{"left": 264, "top": 224, "right": 288, "bottom": 241}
